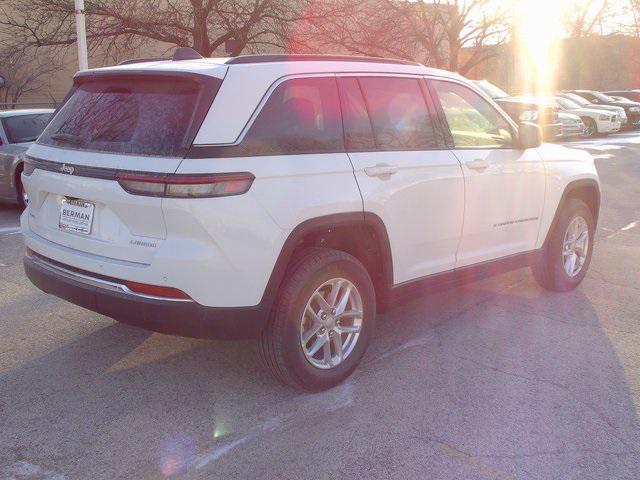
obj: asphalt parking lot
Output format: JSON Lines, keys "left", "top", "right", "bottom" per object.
{"left": 1, "top": 133, "right": 639, "bottom": 480}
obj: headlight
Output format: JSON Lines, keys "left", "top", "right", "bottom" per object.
{"left": 629, "top": 107, "right": 640, "bottom": 113}
{"left": 520, "top": 110, "right": 539, "bottom": 121}
{"left": 599, "top": 114, "right": 610, "bottom": 120}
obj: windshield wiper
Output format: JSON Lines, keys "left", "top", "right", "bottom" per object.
{"left": 50, "top": 133, "right": 84, "bottom": 145}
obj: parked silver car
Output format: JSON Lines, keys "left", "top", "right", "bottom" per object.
{"left": 558, "top": 111, "right": 585, "bottom": 138}
{"left": 0, "top": 109, "right": 54, "bottom": 208}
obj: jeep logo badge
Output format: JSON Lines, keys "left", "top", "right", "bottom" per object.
{"left": 60, "top": 164, "right": 75, "bottom": 175}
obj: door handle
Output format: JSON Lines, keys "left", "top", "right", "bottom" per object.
{"left": 466, "top": 158, "right": 490, "bottom": 171}
{"left": 364, "top": 164, "right": 399, "bottom": 177}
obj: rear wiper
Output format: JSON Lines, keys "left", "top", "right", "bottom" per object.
{"left": 50, "top": 133, "right": 84, "bottom": 145}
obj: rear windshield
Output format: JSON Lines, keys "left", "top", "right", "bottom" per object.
{"left": 39, "top": 76, "right": 215, "bottom": 157}
{"left": 2, "top": 113, "right": 52, "bottom": 144}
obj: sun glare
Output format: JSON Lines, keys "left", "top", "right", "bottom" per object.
{"left": 514, "top": 0, "right": 567, "bottom": 94}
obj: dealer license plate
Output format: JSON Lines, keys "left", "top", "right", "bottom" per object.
{"left": 59, "top": 198, "right": 95, "bottom": 235}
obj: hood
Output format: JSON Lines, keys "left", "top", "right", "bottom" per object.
{"left": 585, "top": 104, "right": 626, "bottom": 115}
{"left": 537, "top": 142, "right": 595, "bottom": 166}
{"left": 498, "top": 96, "right": 555, "bottom": 108}
{"left": 568, "top": 107, "right": 620, "bottom": 117}
{"left": 558, "top": 112, "right": 581, "bottom": 122}
{"left": 605, "top": 100, "right": 640, "bottom": 108}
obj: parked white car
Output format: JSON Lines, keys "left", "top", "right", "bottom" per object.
{"left": 550, "top": 96, "right": 621, "bottom": 137}
{"left": 558, "top": 111, "right": 585, "bottom": 138}
{"left": 557, "top": 92, "right": 628, "bottom": 130}
{"left": 21, "top": 50, "right": 600, "bottom": 390}
{"left": 0, "top": 109, "right": 54, "bottom": 207}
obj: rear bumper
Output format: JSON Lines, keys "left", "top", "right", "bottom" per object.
{"left": 24, "top": 253, "right": 269, "bottom": 339}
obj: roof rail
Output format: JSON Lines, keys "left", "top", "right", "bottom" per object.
{"left": 225, "top": 54, "right": 421, "bottom": 66}
{"left": 118, "top": 47, "right": 203, "bottom": 66}
{"left": 118, "top": 57, "right": 168, "bottom": 66}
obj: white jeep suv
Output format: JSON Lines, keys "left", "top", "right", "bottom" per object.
{"left": 21, "top": 50, "right": 600, "bottom": 391}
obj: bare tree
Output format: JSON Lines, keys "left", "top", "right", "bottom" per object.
{"left": 0, "top": 0, "right": 309, "bottom": 59}
{"left": 0, "top": 46, "right": 62, "bottom": 108}
{"left": 625, "top": 0, "right": 640, "bottom": 36}
{"left": 562, "top": 0, "right": 613, "bottom": 37}
{"left": 289, "top": 0, "right": 509, "bottom": 75}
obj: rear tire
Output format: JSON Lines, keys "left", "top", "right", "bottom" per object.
{"left": 259, "top": 247, "right": 376, "bottom": 391}
{"left": 531, "top": 198, "right": 594, "bottom": 292}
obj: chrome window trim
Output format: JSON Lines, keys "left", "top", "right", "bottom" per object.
{"left": 195, "top": 71, "right": 429, "bottom": 148}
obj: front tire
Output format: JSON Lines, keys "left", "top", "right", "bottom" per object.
{"left": 582, "top": 117, "right": 597, "bottom": 138}
{"left": 532, "top": 198, "right": 594, "bottom": 292}
{"left": 259, "top": 248, "right": 376, "bottom": 391}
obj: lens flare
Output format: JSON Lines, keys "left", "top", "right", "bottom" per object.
{"left": 157, "top": 434, "right": 196, "bottom": 477}
{"left": 514, "top": 0, "right": 566, "bottom": 94}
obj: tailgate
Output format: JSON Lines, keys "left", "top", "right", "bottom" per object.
{"left": 24, "top": 145, "right": 181, "bottom": 265}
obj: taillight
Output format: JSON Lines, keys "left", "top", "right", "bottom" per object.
{"left": 116, "top": 172, "right": 254, "bottom": 198}
{"left": 124, "top": 280, "right": 191, "bottom": 300}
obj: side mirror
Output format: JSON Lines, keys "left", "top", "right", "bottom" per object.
{"left": 518, "top": 121, "right": 542, "bottom": 149}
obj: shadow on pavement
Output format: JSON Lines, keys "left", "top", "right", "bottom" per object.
{"left": 1, "top": 271, "right": 638, "bottom": 479}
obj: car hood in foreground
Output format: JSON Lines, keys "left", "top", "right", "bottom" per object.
{"left": 0, "top": 142, "right": 33, "bottom": 157}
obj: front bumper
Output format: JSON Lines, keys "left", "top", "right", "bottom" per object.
{"left": 625, "top": 112, "right": 640, "bottom": 129}
{"left": 543, "top": 122, "right": 563, "bottom": 140}
{"left": 24, "top": 253, "right": 270, "bottom": 339}
{"left": 560, "top": 124, "right": 585, "bottom": 138}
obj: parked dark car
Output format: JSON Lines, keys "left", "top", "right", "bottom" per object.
{"left": 473, "top": 80, "right": 562, "bottom": 140}
{"left": 494, "top": 97, "right": 562, "bottom": 140}
{"left": 603, "top": 89, "right": 640, "bottom": 102}
{"left": 563, "top": 90, "right": 640, "bottom": 129}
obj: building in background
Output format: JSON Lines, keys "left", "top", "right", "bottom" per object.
{"left": 464, "top": 35, "right": 640, "bottom": 94}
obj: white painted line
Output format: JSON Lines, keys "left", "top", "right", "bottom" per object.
{"left": 606, "top": 221, "right": 639, "bottom": 239}
{"left": 0, "top": 226, "right": 20, "bottom": 234}
{"left": 1, "top": 461, "right": 66, "bottom": 480}
{"left": 192, "top": 382, "right": 354, "bottom": 471}
{"left": 195, "top": 435, "right": 254, "bottom": 469}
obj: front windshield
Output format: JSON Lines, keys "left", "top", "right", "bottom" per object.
{"left": 474, "top": 80, "right": 509, "bottom": 99}
{"left": 592, "top": 91, "right": 616, "bottom": 102}
{"left": 556, "top": 97, "right": 580, "bottom": 109}
{"left": 563, "top": 93, "right": 591, "bottom": 106}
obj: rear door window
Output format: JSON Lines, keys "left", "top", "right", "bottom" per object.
{"left": 239, "top": 76, "right": 343, "bottom": 155}
{"left": 358, "top": 77, "right": 437, "bottom": 150}
{"left": 337, "top": 77, "right": 376, "bottom": 151}
{"left": 39, "top": 76, "right": 218, "bottom": 157}
{"left": 2, "top": 113, "right": 52, "bottom": 144}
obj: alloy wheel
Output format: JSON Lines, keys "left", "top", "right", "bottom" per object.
{"left": 583, "top": 119, "right": 595, "bottom": 137}
{"left": 299, "top": 278, "right": 363, "bottom": 369}
{"left": 562, "top": 216, "right": 589, "bottom": 277}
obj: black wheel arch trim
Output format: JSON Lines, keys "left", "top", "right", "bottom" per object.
{"left": 542, "top": 178, "right": 601, "bottom": 250}
{"left": 258, "top": 212, "right": 394, "bottom": 313}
